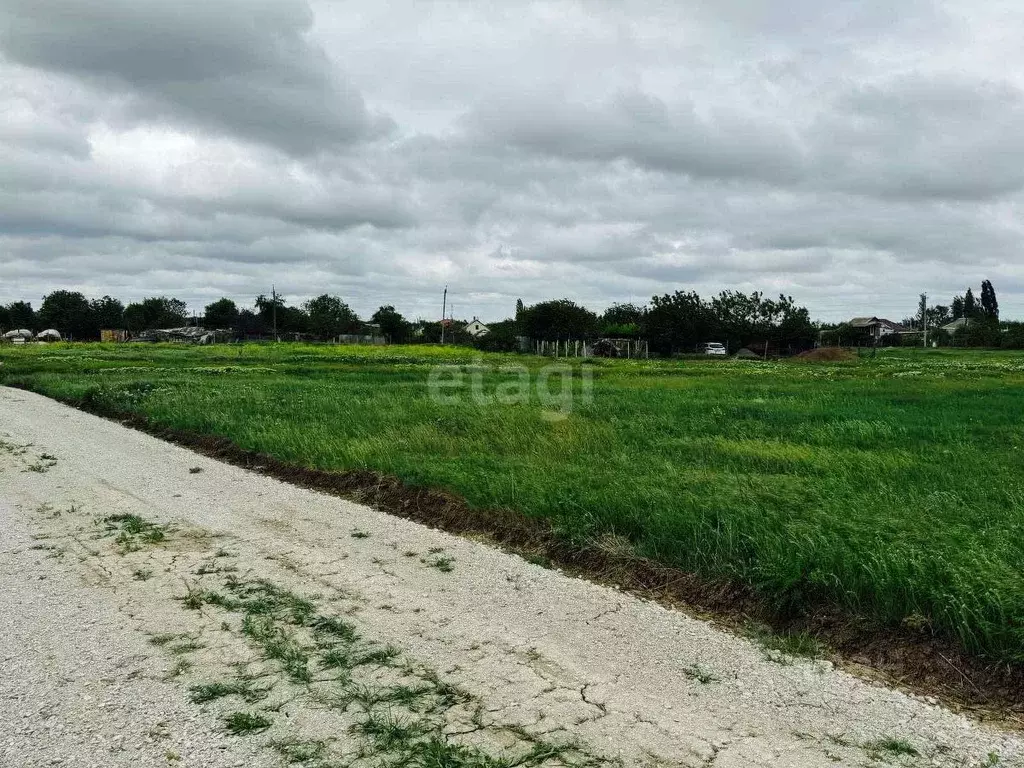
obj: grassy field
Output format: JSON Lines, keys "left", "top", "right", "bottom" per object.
{"left": 3, "top": 342, "right": 1024, "bottom": 663}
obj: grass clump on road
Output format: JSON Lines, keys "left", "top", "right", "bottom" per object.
{"left": 224, "top": 711, "right": 272, "bottom": 735}
{"left": 104, "top": 513, "right": 166, "bottom": 552}
{"left": 6, "top": 343, "right": 1024, "bottom": 664}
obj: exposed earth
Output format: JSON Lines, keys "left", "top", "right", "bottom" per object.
{"left": 1, "top": 385, "right": 1020, "bottom": 767}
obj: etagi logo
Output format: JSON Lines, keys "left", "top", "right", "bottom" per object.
{"left": 427, "top": 359, "right": 593, "bottom": 421}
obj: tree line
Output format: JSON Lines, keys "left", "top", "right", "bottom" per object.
{"left": 0, "top": 291, "right": 414, "bottom": 343}
{"left": 823, "top": 279, "right": 1024, "bottom": 349}
{"left": 1, "top": 287, "right": 819, "bottom": 354}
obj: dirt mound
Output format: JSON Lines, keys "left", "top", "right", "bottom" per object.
{"left": 734, "top": 348, "right": 761, "bottom": 359}
{"left": 797, "top": 347, "right": 856, "bottom": 362}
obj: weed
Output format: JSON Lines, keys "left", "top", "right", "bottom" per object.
{"left": 190, "top": 680, "right": 270, "bottom": 704}
{"left": 149, "top": 633, "right": 184, "bottom": 647}
{"left": 423, "top": 554, "right": 455, "bottom": 573}
{"left": 351, "top": 528, "right": 370, "bottom": 539}
{"left": 189, "top": 466, "right": 203, "bottom": 474}
{"left": 865, "top": 737, "right": 919, "bottom": 758}
{"left": 133, "top": 569, "right": 153, "bottom": 581}
{"left": 167, "top": 638, "right": 206, "bottom": 655}
{"left": 272, "top": 739, "right": 327, "bottom": 763}
{"left": 746, "top": 626, "right": 824, "bottom": 661}
{"left": 164, "top": 659, "right": 193, "bottom": 680}
{"left": 311, "top": 614, "right": 358, "bottom": 644}
{"left": 682, "top": 664, "right": 718, "bottom": 684}
{"left": 241, "top": 614, "right": 311, "bottom": 683}
{"left": 351, "top": 710, "right": 425, "bottom": 750}
{"left": 104, "top": 513, "right": 166, "bottom": 551}
{"left": 224, "top": 711, "right": 272, "bottom": 735}
{"left": 353, "top": 645, "right": 401, "bottom": 667}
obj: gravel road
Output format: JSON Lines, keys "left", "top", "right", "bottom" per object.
{"left": 1, "top": 385, "right": 1021, "bottom": 768}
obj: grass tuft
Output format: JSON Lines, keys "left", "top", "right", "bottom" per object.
{"left": 224, "top": 711, "right": 272, "bottom": 735}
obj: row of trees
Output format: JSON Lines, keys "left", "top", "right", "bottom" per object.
{"left": 0, "top": 291, "right": 415, "bottom": 343}
{"left": 10, "top": 283, "right": 1019, "bottom": 352}
{"left": 479, "top": 291, "right": 816, "bottom": 355}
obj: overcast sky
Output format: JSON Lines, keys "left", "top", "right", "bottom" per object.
{"left": 2, "top": 1, "right": 1024, "bottom": 322}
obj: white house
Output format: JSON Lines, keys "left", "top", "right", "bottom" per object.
{"left": 463, "top": 318, "right": 490, "bottom": 338}
{"left": 848, "top": 317, "right": 912, "bottom": 342}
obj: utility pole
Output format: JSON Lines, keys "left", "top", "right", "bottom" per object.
{"left": 440, "top": 285, "right": 448, "bottom": 344}
{"left": 919, "top": 292, "right": 928, "bottom": 348}
{"left": 272, "top": 285, "right": 278, "bottom": 342}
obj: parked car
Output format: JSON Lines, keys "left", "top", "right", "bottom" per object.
{"left": 699, "top": 342, "right": 728, "bottom": 356}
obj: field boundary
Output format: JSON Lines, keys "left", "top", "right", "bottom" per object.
{"left": 9, "top": 384, "right": 1024, "bottom": 723}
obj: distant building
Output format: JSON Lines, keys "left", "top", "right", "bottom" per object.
{"left": 941, "top": 318, "right": 971, "bottom": 333}
{"left": 463, "top": 318, "right": 490, "bottom": 337}
{"left": 101, "top": 329, "right": 129, "bottom": 342}
{"left": 848, "top": 317, "right": 912, "bottom": 342}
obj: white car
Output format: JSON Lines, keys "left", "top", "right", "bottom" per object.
{"left": 701, "top": 342, "right": 728, "bottom": 356}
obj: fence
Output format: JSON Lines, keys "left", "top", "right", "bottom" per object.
{"left": 520, "top": 337, "right": 649, "bottom": 359}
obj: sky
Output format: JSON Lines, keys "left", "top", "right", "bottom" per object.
{"left": 2, "top": 0, "right": 1024, "bottom": 323}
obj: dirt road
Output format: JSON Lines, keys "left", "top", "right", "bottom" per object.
{"left": 1, "top": 386, "right": 1020, "bottom": 767}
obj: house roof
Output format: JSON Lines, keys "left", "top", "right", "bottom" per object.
{"left": 848, "top": 317, "right": 911, "bottom": 332}
{"left": 848, "top": 317, "right": 877, "bottom": 327}
{"left": 942, "top": 317, "right": 970, "bottom": 331}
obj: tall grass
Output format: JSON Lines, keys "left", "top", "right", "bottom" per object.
{"left": 5, "top": 342, "right": 1024, "bottom": 661}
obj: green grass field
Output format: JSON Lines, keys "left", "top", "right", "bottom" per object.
{"left": 4, "top": 342, "right": 1024, "bottom": 663}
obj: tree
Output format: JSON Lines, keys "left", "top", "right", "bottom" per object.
{"left": 951, "top": 295, "right": 964, "bottom": 320}
{"left": 645, "top": 291, "right": 712, "bottom": 355}
{"left": 515, "top": 299, "right": 524, "bottom": 320}
{"left": 90, "top": 296, "right": 124, "bottom": 331}
{"left": 304, "top": 295, "right": 358, "bottom": 339}
{"left": 0, "top": 304, "right": 10, "bottom": 331}
{"left": 370, "top": 305, "right": 410, "bottom": 343}
{"left": 963, "top": 288, "right": 979, "bottom": 319}
{"left": 926, "top": 305, "right": 951, "bottom": 329}
{"left": 600, "top": 303, "right": 646, "bottom": 337}
{"left": 473, "top": 319, "right": 519, "bottom": 352}
{"left": 981, "top": 280, "right": 999, "bottom": 321}
{"left": 38, "top": 290, "right": 96, "bottom": 339}
{"left": 518, "top": 299, "right": 598, "bottom": 341}
{"left": 5, "top": 301, "right": 35, "bottom": 331}
{"left": 204, "top": 298, "right": 239, "bottom": 329}
{"left": 123, "top": 296, "right": 188, "bottom": 331}
{"left": 255, "top": 294, "right": 308, "bottom": 336}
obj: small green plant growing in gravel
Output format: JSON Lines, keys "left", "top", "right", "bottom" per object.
{"left": 104, "top": 513, "right": 166, "bottom": 552}
{"left": 423, "top": 554, "right": 455, "bottom": 573}
{"left": 271, "top": 739, "right": 327, "bottom": 763}
{"left": 224, "top": 711, "right": 272, "bottom": 735}
{"left": 746, "top": 625, "right": 824, "bottom": 662}
{"left": 190, "top": 680, "right": 270, "bottom": 704}
{"left": 351, "top": 528, "right": 370, "bottom": 539}
{"left": 682, "top": 663, "right": 718, "bottom": 684}
{"left": 865, "top": 737, "right": 918, "bottom": 758}
{"left": 133, "top": 569, "right": 153, "bottom": 581}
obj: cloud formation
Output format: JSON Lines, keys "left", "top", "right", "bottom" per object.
{"left": 2, "top": 0, "right": 1024, "bottom": 322}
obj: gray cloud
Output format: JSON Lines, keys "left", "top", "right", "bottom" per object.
{"left": 2, "top": 0, "right": 1024, "bottom": 324}
{"left": 0, "top": 0, "right": 388, "bottom": 154}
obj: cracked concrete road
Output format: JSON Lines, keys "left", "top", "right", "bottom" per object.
{"left": 1, "top": 386, "right": 1022, "bottom": 767}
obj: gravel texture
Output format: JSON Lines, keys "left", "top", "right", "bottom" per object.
{"left": 1, "top": 385, "right": 1021, "bottom": 767}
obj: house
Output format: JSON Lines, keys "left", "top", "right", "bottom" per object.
{"left": 941, "top": 318, "right": 970, "bottom": 333}
{"left": 848, "top": 317, "right": 912, "bottom": 342}
{"left": 463, "top": 317, "right": 490, "bottom": 338}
